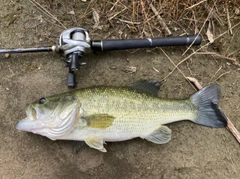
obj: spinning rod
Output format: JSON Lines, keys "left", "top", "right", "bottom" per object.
{"left": 0, "top": 27, "right": 202, "bottom": 87}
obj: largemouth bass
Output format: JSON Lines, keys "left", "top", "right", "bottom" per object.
{"left": 16, "top": 80, "right": 227, "bottom": 152}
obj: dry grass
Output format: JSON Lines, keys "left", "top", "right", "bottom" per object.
{"left": 29, "top": 0, "right": 239, "bottom": 38}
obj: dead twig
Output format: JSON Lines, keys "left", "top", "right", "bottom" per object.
{"left": 29, "top": 0, "right": 66, "bottom": 29}
{"left": 185, "top": 77, "right": 202, "bottom": 90}
{"left": 227, "top": 120, "right": 240, "bottom": 144}
{"left": 147, "top": 1, "right": 172, "bottom": 36}
{"left": 140, "top": 0, "right": 153, "bottom": 37}
{"left": 108, "top": 7, "right": 127, "bottom": 21}
{"left": 117, "top": 18, "right": 141, "bottom": 25}
{"left": 162, "top": 21, "right": 240, "bottom": 81}
{"left": 195, "top": 52, "right": 240, "bottom": 67}
{"left": 226, "top": 7, "right": 233, "bottom": 35}
{"left": 187, "top": 77, "right": 240, "bottom": 144}
{"left": 152, "top": 67, "right": 159, "bottom": 73}
{"left": 110, "top": 0, "right": 121, "bottom": 12}
{"left": 215, "top": 71, "right": 230, "bottom": 81}
{"left": 228, "top": 48, "right": 240, "bottom": 57}
{"left": 185, "top": 0, "right": 207, "bottom": 10}
{"left": 160, "top": 48, "right": 197, "bottom": 91}
{"left": 182, "top": 1, "right": 217, "bottom": 56}
{"left": 204, "top": 3, "right": 224, "bottom": 26}
{"left": 210, "top": 66, "right": 222, "bottom": 82}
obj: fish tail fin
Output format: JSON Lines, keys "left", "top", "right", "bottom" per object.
{"left": 190, "top": 84, "right": 227, "bottom": 128}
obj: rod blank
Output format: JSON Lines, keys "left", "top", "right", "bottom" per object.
{"left": 0, "top": 46, "right": 54, "bottom": 54}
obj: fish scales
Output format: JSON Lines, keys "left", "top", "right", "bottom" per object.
{"left": 60, "top": 87, "right": 196, "bottom": 141}
{"left": 76, "top": 86, "right": 197, "bottom": 123}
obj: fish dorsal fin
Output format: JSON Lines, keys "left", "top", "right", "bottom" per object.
{"left": 128, "top": 79, "right": 162, "bottom": 96}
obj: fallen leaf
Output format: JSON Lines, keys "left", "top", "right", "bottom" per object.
{"left": 206, "top": 20, "right": 214, "bottom": 43}
{"left": 93, "top": 9, "right": 101, "bottom": 29}
{"left": 69, "top": 10, "right": 75, "bottom": 15}
{"left": 235, "top": 8, "right": 239, "bottom": 15}
{"left": 123, "top": 66, "right": 137, "bottom": 73}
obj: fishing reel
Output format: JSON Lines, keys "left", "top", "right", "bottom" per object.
{"left": 0, "top": 27, "right": 202, "bottom": 87}
{"left": 58, "top": 28, "right": 91, "bottom": 87}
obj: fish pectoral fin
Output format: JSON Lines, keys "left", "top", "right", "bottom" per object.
{"left": 143, "top": 125, "right": 172, "bottom": 144}
{"left": 84, "top": 114, "right": 115, "bottom": 129}
{"left": 85, "top": 137, "right": 107, "bottom": 152}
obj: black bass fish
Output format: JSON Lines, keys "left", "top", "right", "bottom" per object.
{"left": 16, "top": 80, "right": 227, "bottom": 152}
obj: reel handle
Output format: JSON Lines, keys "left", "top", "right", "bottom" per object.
{"left": 66, "top": 52, "right": 83, "bottom": 87}
{"left": 67, "top": 71, "right": 75, "bottom": 87}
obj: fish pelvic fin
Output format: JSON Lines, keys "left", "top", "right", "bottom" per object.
{"left": 190, "top": 84, "right": 227, "bottom": 128}
{"left": 85, "top": 137, "right": 107, "bottom": 152}
{"left": 142, "top": 125, "right": 172, "bottom": 144}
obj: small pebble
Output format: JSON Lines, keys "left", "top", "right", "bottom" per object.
{"left": 109, "top": 66, "right": 117, "bottom": 70}
{"left": 5, "top": 53, "right": 10, "bottom": 58}
{"left": 80, "top": 62, "right": 87, "bottom": 66}
{"left": 6, "top": 88, "right": 9, "bottom": 91}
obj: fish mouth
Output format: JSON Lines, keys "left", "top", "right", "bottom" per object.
{"left": 16, "top": 102, "right": 80, "bottom": 140}
{"left": 15, "top": 105, "right": 41, "bottom": 132}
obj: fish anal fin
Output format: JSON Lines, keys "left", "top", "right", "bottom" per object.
{"left": 85, "top": 137, "right": 107, "bottom": 152}
{"left": 143, "top": 125, "right": 172, "bottom": 144}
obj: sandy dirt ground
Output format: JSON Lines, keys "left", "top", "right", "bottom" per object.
{"left": 0, "top": 0, "right": 240, "bottom": 179}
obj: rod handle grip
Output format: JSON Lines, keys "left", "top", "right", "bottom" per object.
{"left": 91, "top": 35, "right": 202, "bottom": 51}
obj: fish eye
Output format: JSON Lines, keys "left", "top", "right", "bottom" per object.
{"left": 39, "top": 97, "right": 46, "bottom": 104}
